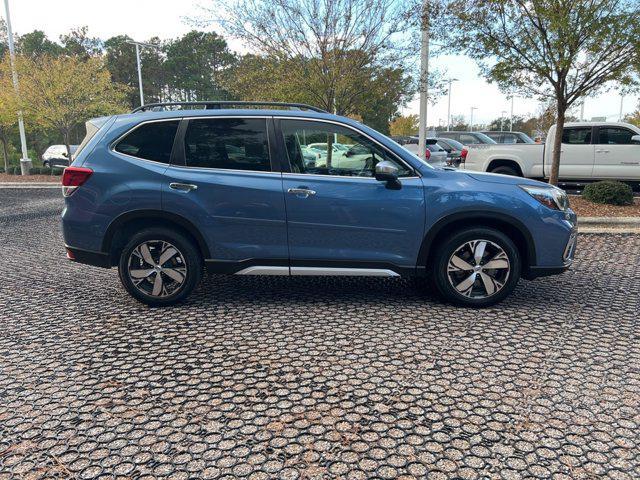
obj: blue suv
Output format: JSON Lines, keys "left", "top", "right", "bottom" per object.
{"left": 61, "top": 101, "right": 577, "bottom": 307}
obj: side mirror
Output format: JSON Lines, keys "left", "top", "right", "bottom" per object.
{"left": 375, "top": 160, "right": 401, "bottom": 189}
{"left": 631, "top": 135, "right": 640, "bottom": 145}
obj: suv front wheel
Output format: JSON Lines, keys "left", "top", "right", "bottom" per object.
{"left": 433, "top": 228, "right": 521, "bottom": 307}
{"left": 118, "top": 228, "right": 202, "bottom": 306}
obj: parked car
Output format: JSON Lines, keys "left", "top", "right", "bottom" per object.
{"left": 436, "top": 131, "right": 497, "bottom": 145}
{"left": 401, "top": 137, "right": 448, "bottom": 166}
{"left": 61, "top": 101, "right": 577, "bottom": 308}
{"left": 480, "top": 131, "right": 535, "bottom": 144}
{"left": 462, "top": 122, "right": 640, "bottom": 180}
{"left": 435, "top": 138, "right": 465, "bottom": 167}
{"left": 42, "top": 144, "right": 78, "bottom": 168}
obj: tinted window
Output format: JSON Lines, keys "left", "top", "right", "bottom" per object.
{"left": 562, "top": 127, "right": 592, "bottom": 145}
{"left": 281, "top": 119, "right": 412, "bottom": 177}
{"left": 427, "top": 143, "right": 445, "bottom": 152}
{"left": 502, "top": 133, "right": 518, "bottom": 144}
{"left": 115, "top": 121, "right": 179, "bottom": 163}
{"left": 459, "top": 134, "right": 479, "bottom": 144}
{"left": 184, "top": 118, "right": 270, "bottom": 171}
{"left": 598, "top": 127, "right": 635, "bottom": 145}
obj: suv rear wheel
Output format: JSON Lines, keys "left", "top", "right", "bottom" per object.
{"left": 118, "top": 227, "right": 202, "bottom": 306}
{"left": 432, "top": 228, "right": 521, "bottom": 307}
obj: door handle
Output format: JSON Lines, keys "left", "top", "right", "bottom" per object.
{"left": 595, "top": 149, "right": 610, "bottom": 153}
{"left": 169, "top": 182, "right": 198, "bottom": 192}
{"left": 287, "top": 187, "right": 316, "bottom": 198}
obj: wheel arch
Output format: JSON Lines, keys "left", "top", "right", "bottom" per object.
{"left": 486, "top": 158, "right": 524, "bottom": 176}
{"left": 102, "top": 210, "right": 210, "bottom": 266}
{"left": 417, "top": 211, "right": 536, "bottom": 273}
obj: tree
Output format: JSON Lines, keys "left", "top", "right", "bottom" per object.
{"left": 624, "top": 102, "right": 640, "bottom": 127}
{"left": 60, "top": 26, "right": 102, "bottom": 59}
{"left": 204, "top": 0, "right": 417, "bottom": 115}
{"left": 17, "top": 55, "right": 129, "bottom": 157}
{"left": 17, "top": 30, "right": 63, "bottom": 58}
{"left": 390, "top": 115, "right": 420, "bottom": 136}
{"left": 444, "top": 0, "right": 640, "bottom": 185}
{"left": 164, "top": 31, "right": 236, "bottom": 102}
{"left": 0, "top": 55, "right": 19, "bottom": 171}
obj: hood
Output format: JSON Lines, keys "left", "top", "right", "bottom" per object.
{"left": 465, "top": 171, "right": 548, "bottom": 188}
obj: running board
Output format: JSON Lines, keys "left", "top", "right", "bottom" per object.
{"left": 235, "top": 266, "right": 400, "bottom": 277}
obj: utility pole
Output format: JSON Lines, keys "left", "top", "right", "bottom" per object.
{"left": 128, "top": 41, "right": 160, "bottom": 107}
{"left": 3, "top": 0, "right": 32, "bottom": 175}
{"left": 500, "top": 110, "right": 507, "bottom": 131}
{"left": 470, "top": 107, "right": 477, "bottom": 132}
{"left": 417, "top": 0, "right": 429, "bottom": 159}
{"left": 509, "top": 96, "right": 514, "bottom": 132}
{"left": 446, "top": 78, "right": 458, "bottom": 132}
{"left": 580, "top": 100, "right": 585, "bottom": 122}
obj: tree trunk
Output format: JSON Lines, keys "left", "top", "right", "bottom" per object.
{"left": 0, "top": 131, "right": 8, "bottom": 173}
{"left": 548, "top": 99, "right": 566, "bottom": 186}
{"left": 63, "top": 129, "right": 72, "bottom": 167}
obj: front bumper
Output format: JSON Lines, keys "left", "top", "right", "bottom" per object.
{"left": 523, "top": 226, "right": 577, "bottom": 279}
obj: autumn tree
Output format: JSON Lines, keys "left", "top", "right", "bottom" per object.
{"left": 203, "top": 0, "right": 422, "bottom": 115}
{"left": 444, "top": 0, "right": 640, "bottom": 185}
{"left": 0, "top": 55, "right": 19, "bottom": 171}
{"left": 17, "top": 55, "right": 129, "bottom": 158}
{"left": 390, "top": 115, "right": 419, "bottom": 136}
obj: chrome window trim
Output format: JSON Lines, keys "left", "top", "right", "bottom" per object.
{"left": 282, "top": 172, "right": 420, "bottom": 180}
{"left": 110, "top": 117, "right": 183, "bottom": 164}
{"left": 276, "top": 116, "right": 420, "bottom": 178}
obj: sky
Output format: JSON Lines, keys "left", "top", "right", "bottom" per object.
{"left": 2, "top": 0, "right": 635, "bottom": 127}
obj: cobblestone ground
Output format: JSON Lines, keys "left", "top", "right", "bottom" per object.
{"left": 1, "top": 188, "right": 639, "bottom": 480}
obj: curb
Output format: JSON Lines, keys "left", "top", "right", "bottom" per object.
{"left": 578, "top": 216, "right": 640, "bottom": 233}
{"left": 0, "top": 183, "right": 60, "bottom": 189}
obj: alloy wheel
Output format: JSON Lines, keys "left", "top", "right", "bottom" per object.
{"left": 127, "top": 240, "right": 187, "bottom": 298}
{"left": 446, "top": 239, "right": 510, "bottom": 299}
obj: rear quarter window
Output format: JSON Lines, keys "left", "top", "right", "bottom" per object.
{"left": 114, "top": 120, "right": 180, "bottom": 163}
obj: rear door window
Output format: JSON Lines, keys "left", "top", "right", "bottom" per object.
{"left": 184, "top": 118, "right": 271, "bottom": 171}
{"left": 562, "top": 127, "right": 592, "bottom": 145}
{"left": 115, "top": 120, "right": 179, "bottom": 163}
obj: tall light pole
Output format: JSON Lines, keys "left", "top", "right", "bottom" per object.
{"left": 619, "top": 95, "right": 624, "bottom": 121}
{"left": 470, "top": 107, "right": 477, "bottom": 132}
{"left": 128, "top": 41, "right": 160, "bottom": 107}
{"left": 580, "top": 100, "right": 585, "bottom": 121}
{"left": 417, "top": 0, "right": 429, "bottom": 159}
{"left": 500, "top": 110, "right": 507, "bottom": 131}
{"left": 446, "top": 78, "right": 458, "bottom": 131}
{"left": 3, "top": 0, "right": 31, "bottom": 175}
{"left": 509, "top": 96, "right": 514, "bottom": 131}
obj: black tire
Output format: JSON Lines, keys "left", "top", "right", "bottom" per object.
{"left": 42, "top": 161, "right": 50, "bottom": 168}
{"left": 118, "top": 227, "right": 202, "bottom": 306}
{"left": 490, "top": 165, "right": 520, "bottom": 176}
{"left": 432, "top": 227, "right": 521, "bottom": 307}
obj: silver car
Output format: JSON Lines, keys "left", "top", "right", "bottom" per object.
{"left": 400, "top": 137, "right": 448, "bottom": 166}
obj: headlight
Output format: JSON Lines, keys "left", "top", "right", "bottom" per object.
{"left": 519, "top": 185, "right": 569, "bottom": 211}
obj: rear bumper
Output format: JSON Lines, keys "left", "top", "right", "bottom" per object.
{"left": 65, "top": 245, "right": 111, "bottom": 268}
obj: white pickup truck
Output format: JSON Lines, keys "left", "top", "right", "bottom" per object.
{"left": 460, "top": 122, "right": 640, "bottom": 181}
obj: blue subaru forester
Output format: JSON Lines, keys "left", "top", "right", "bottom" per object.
{"left": 61, "top": 101, "right": 577, "bottom": 307}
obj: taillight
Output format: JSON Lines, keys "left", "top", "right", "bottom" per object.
{"left": 424, "top": 148, "right": 431, "bottom": 160}
{"left": 62, "top": 167, "right": 93, "bottom": 197}
{"left": 460, "top": 148, "right": 468, "bottom": 163}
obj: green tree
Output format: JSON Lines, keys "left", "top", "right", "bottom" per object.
{"left": 390, "top": 115, "right": 420, "bottom": 136}
{"left": 444, "top": 0, "right": 640, "bottom": 185}
{"left": 624, "top": 102, "right": 640, "bottom": 127}
{"left": 60, "top": 26, "right": 102, "bottom": 59}
{"left": 17, "top": 30, "right": 62, "bottom": 58}
{"left": 164, "top": 31, "right": 235, "bottom": 102}
{"left": 17, "top": 55, "right": 128, "bottom": 157}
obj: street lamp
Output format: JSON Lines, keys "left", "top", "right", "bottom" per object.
{"left": 509, "top": 96, "right": 515, "bottom": 131}
{"left": 470, "top": 107, "right": 478, "bottom": 132}
{"left": 128, "top": 41, "right": 160, "bottom": 107}
{"left": 3, "top": 0, "right": 32, "bottom": 175}
{"left": 446, "top": 78, "right": 458, "bottom": 132}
